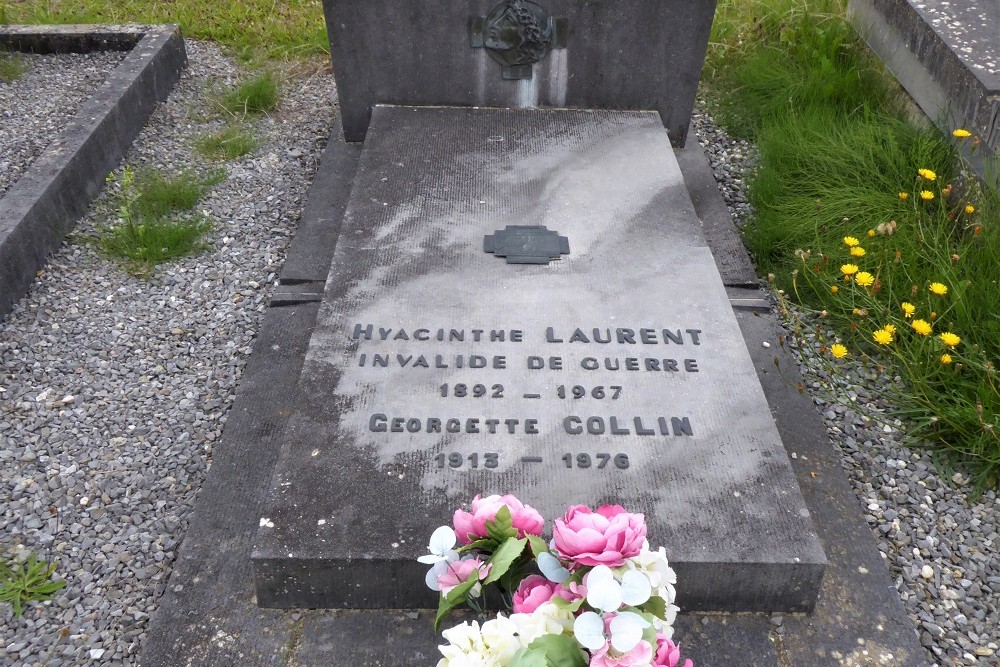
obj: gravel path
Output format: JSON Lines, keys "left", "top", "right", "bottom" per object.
{"left": 692, "top": 108, "right": 999, "bottom": 667}
{"left": 0, "top": 50, "right": 128, "bottom": 199}
{"left": 1, "top": 40, "right": 996, "bottom": 667}
{"left": 0, "top": 41, "right": 335, "bottom": 666}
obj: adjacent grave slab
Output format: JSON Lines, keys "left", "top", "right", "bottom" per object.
{"left": 252, "top": 106, "right": 826, "bottom": 612}
{"left": 0, "top": 24, "right": 185, "bottom": 317}
{"left": 322, "top": 0, "right": 717, "bottom": 146}
{"left": 848, "top": 0, "right": 999, "bottom": 164}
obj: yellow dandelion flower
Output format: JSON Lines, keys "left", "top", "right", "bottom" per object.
{"left": 830, "top": 344, "right": 848, "bottom": 359}
{"left": 901, "top": 302, "right": 915, "bottom": 318}
{"left": 920, "top": 190, "right": 935, "bottom": 201}
{"left": 911, "top": 319, "right": 932, "bottom": 336}
{"left": 929, "top": 282, "right": 948, "bottom": 295}
{"left": 952, "top": 129, "right": 971, "bottom": 139}
{"left": 918, "top": 168, "right": 937, "bottom": 181}
{"left": 841, "top": 264, "right": 859, "bottom": 277}
{"left": 843, "top": 236, "right": 860, "bottom": 247}
{"left": 831, "top": 285, "right": 839, "bottom": 294}
{"left": 965, "top": 204, "right": 975, "bottom": 215}
{"left": 939, "top": 332, "right": 960, "bottom": 348}
{"left": 855, "top": 271, "right": 875, "bottom": 287}
{"left": 940, "top": 353, "right": 953, "bottom": 365}
{"left": 898, "top": 192, "right": 909, "bottom": 200}
{"left": 867, "top": 229, "right": 876, "bottom": 238}
{"left": 850, "top": 246, "right": 867, "bottom": 257}
{"left": 873, "top": 329, "right": 894, "bottom": 345}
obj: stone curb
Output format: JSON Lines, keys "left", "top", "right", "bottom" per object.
{"left": 0, "top": 24, "right": 187, "bottom": 317}
{"left": 847, "top": 0, "right": 999, "bottom": 179}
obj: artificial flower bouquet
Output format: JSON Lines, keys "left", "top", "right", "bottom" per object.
{"left": 419, "top": 494, "right": 694, "bottom": 667}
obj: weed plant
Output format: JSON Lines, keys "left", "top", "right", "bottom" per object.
{"left": 0, "top": 49, "right": 26, "bottom": 83}
{"left": 0, "top": 551, "right": 66, "bottom": 617}
{"left": 195, "top": 124, "right": 258, "bottom": 160}
{"left": 218, "top": 72, "right": 279, "bottom": 116}
{"left": 131, "top": 167, "right": 225, "bottom": 219}
{"left": 708, "top": 0, "right": 1000, "bottom": 488}
{"left": 96, "top": 166, "right": 215, "bottom": 276}
{"left": 1, "top": 0, "right": 328, "bottom": 61}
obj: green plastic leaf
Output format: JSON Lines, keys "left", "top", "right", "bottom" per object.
{"left": 550, "top": 595, "right": 584, "bottom": 613}
{"left": 434, "top": 576, "right": 478, "bottom": 630}
{"left": 525, "top": 634, "right": 588, "bottom": 667}
{"left": 509, "top": 647, "right": 549, "bottom": 667}
{"left": 457, "top": 538, "right": 498, "bottom": 554}
{"left": 482, "top": 537, "right": 527, "bottom": 586}
{"left": 638, "top": 595, "right": 667, "bottom": 620}
{"left": 485, "top": 505, "right": 517, "bottom": 542}
{"left": 527, "top": 534, "right": 549, "bottom": 557}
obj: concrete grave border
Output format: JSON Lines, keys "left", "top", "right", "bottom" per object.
{"left": 848, "top": 0, "right": 999, "bottom": 176}
{"left": 0, "top": 24, "right": 187, "bottom": 317}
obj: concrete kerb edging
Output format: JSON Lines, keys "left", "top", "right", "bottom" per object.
{"left": 0, "top": 24, "right": 187, "bottom": 318}
{"left": 847, "top": 0, "right": 999, "bottom": 182}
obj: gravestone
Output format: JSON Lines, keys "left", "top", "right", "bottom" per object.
{"left": 321, "top": 0, "right": 718, "bottom": 146}
{"left": 251, "top": 105, "right": 827, "bottom": 611}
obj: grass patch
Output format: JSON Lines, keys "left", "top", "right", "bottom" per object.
{"left": 1, "top": 551, "right": 66, "bottom": 617}
{"left": 1, "top": 0, "right": 328, "bottom": 62}
{"left": 96, "top": 166, "right": 217, "bottom": 276}
{"left": 194, "top": 124, "right": 258, "bottom": 160}
{"left": 708, "top": 0, "right": 1000, "bottom": 489}
{"left": 217, "top": 71, "right": 280, "bottom": 116}
{"left": 0, "top": 50, "right": 27, "bottom": 83}
{"left": 132, "top": 167, "right": 226, "bottom": 219}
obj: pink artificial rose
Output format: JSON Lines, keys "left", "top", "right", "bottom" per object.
{"left": 653, "top": 634, "right": 694, "bottom": 667}
{"left": 453, "top": 494, "right": 545, "bottom": 544}
{"left": 590, "top": 638, "right": 654, "bottom": 667}
{"left": 437, "top": 558, "right": 492, "bottom": 595}
{"left": 513, "top": 575, "right": 559, "bottom": 613}
{"left": 512, "top": 575, "right": 583, "bottom": 613}
{"left": 553, "top": 504, "right": 646, "bottom": 567}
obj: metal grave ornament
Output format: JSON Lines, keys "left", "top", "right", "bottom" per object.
{"left": 484, "top": 225, "right": 569, "bottom": 264}
{"left": 471, "top": 0, "right": 568, "bottom": 80}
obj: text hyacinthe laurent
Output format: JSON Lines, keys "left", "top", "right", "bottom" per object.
{"left": 419, "top": 494, "right": 694, "bottom": 667}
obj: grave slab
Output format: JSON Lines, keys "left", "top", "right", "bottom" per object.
{"left": 252, "top": 106, "right": 826, "bottom": 612}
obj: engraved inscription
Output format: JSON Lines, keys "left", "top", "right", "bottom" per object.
{"left": 352, "top": 323, "right": 703, "bottom": 470}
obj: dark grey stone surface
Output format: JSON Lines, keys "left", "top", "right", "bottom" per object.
{"left": 139, "top": 114, "right": 929, "bottom": 666}
{"left": 676, "top": 126, "right": 758, "bottom": 289}
{"left": 252, "top": 106, "right": 825, "bottom": 612}
{"left": 848, "top": 0, "right": 999, "bottom": 162}
{"left": 322, "top": 0, "right": 718, "bottom": 147}
{"left": 0, "top": 25, "right": 186, "bottom": 318}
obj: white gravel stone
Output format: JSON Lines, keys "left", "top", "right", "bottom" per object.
{"left": 0, "top": 50, "right": 128, "bottom": 198}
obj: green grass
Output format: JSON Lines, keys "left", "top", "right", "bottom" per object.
{"left": 131, "top": 167, "right": 226, "bottom": 219}
{"left": 708, "top": 0, "right": 1000, "bottom": 489}
{"left": 97, "top": 216, "right": 213, "bottom": 277}
{"left": 96, "top": 166, "right": 218, "bottom": 276}
{"left": 194, "top": 124, "right": 258, "bottom": 160}
{"left": 1, "top": 0, "right": 328, "bottom": 61}
{"left": 0, "top": 551, "right": 66, "bottom": 617}
{"left": 0, "top": 50, "right": 27, "bottom": 82}
{"left": 217, "top": 71, "right": 279, "bottom": 115}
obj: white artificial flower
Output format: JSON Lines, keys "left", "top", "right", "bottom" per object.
{"left": 419, "top": 526, "right": 459, "bottom": 564}
{"left": 623, "top": 544, "right": 677, "bottom": 604}
{"left": 573, "top": 610, "right": 651, "bottom": 653}
{"left": 510, "top": 601, "right": 574, "bottom": 643}
{"left": 437, "top": 617, "right": 523, "bottom": 667}
{"left": 585, "top": 564, "right": 651, "bottom": 612}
